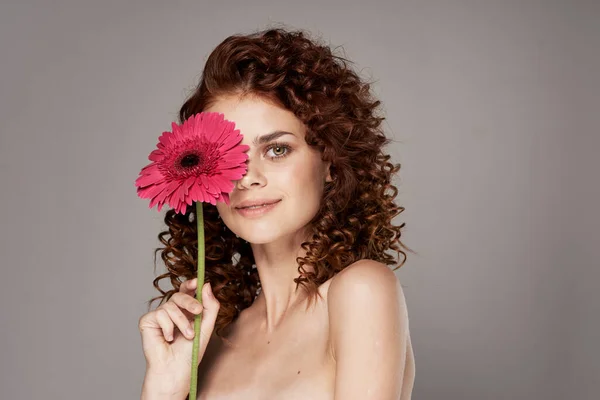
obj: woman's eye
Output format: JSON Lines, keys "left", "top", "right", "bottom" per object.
{"left": 265, "top": 143, "right": 291, "bottom": 159}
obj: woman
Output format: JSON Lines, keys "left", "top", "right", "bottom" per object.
{"left": 139, "top": 27, "right": 415, "bottom": 400}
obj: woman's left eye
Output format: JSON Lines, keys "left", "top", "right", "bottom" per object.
{"left": 265, "top": 142, "right": 292, "bottom": 159}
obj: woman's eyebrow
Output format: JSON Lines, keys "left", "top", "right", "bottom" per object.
{"left": 252, "top": 130, "right": 295, "bottom": 145}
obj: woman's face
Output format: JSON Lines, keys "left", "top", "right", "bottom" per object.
{"left": 205, "top": 94, "right": 332, "bottom": 244}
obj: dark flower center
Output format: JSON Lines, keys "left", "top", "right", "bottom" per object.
{"left": 180, "top": 153, "right": 200, "bottom": 168}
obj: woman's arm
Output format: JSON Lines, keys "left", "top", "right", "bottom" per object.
{"left": 141, "top": 369, "right": 189, "bottom": 400}
{"left": 328, "top": 260, "right": 414, "bottom": 400}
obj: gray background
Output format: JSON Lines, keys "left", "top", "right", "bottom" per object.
{"left": 1, "top": 0, "right": 598, "bottom": 399}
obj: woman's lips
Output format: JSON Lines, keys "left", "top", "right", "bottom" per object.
{"left": 235, "top": 199, "right": 281, "bottom": 217}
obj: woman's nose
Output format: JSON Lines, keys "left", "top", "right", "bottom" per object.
{"left": 236, "top": 159, "right": 265, "bottom": 189}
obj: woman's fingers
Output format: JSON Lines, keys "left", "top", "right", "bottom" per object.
{"left": 161, "top": 302, "right": 198, "bottom": 340}
{"left": 180, "top": 278, "right": 198, "bottom": 294}
{"left": 154, "top": 308, "right": 175, "bottom": 342}
{"left": 170, "top": 291, "right": 204, "bottom": 316}
{"left": 138, "top": 278, "right": 220, "bottom": 372}
{"left": 155, "top": 287, "right": 203, "bottom": 340}
{"left": 199, "top": 282, "right": 220, "bottom": 339}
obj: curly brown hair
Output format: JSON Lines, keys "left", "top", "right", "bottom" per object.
{"left": 145, "top": 27, "right": 415, "bottom": 341}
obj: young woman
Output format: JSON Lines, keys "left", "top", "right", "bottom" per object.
{"left": 138, "top": 27, "right": 416, "bottom": 400}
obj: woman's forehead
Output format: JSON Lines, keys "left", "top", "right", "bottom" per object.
{"left": 205, "top": 95, "right": 306, "bottom": 143}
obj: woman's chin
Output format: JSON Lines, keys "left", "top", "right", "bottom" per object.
{"left": 235, "top": 231, "right": 284, "bottom": 245}
{"left": 237, "top": 236, "right": 270, "bottom": 245}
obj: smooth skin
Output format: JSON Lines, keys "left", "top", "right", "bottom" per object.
{"left": 139, "top": 279, "right": 220, "bottom": 399}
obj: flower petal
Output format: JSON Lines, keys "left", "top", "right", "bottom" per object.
{"left": 136, "top": 111, "right": 250, "bottom": 209}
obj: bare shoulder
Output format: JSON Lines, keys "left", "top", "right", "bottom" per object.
{"left": 327, "top": 259, "right": 409, "bottom": 356}
{"left": 326, "top": 259, "right": 413, "bottom": 399}
{"left": 328, "top": 259, "right": 402, "bottom": 303}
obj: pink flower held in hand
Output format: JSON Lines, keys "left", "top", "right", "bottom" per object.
{"left": 135, "top": 112, "right": 250, "bottom": 214}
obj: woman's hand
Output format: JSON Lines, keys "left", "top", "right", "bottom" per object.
{"left": 138, "top": 278, "right": 220, "bottom": 396}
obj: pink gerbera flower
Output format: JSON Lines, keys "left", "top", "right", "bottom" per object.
{"left": 135, "top": 112, "right": 250, "bottom": 214}
{"left": 135, "top": 112, "right": 250, "bottom": 399}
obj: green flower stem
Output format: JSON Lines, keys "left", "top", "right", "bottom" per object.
{"left": 189, "top": 201, "right": 205, "bottom": 400}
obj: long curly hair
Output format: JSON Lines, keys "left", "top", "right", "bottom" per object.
{"left": 146, "top": 27, "right": 415, "bottom": 341}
